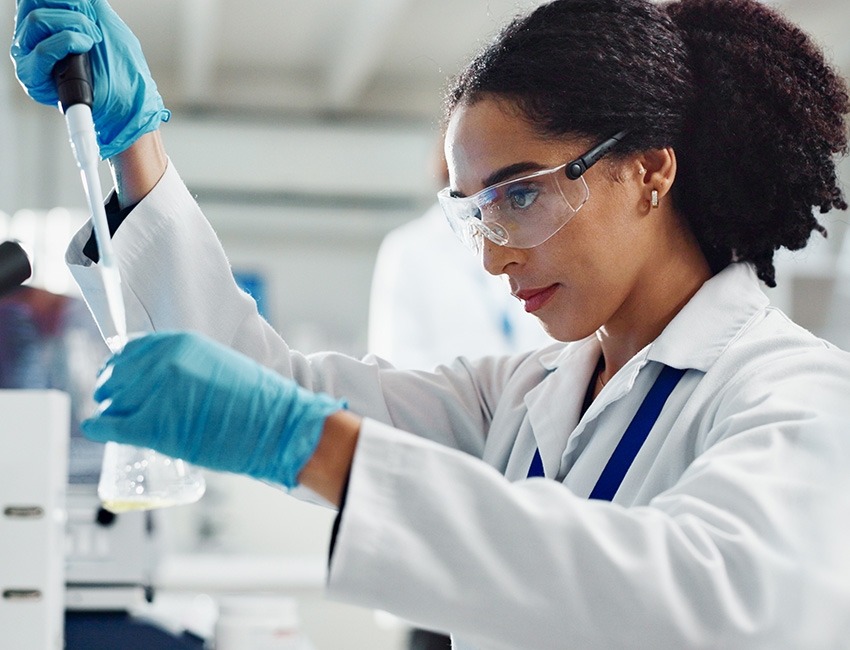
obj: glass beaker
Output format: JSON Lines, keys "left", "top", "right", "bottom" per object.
{"left": 98, "top": 442, "right": 206, "bottom": 513}
{"left": 98, "top": 333, "right": 206, "bottom": 514}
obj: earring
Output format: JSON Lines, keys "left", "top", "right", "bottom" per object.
{"left": 650, "top": 189, "right": 659, "bottom": 208}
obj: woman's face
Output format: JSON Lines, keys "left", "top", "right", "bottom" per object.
{"left": 444, "top": 97, "right": 658, "bottom": 342}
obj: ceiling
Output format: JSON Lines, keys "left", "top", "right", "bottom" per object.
{"left": 98, "top": 0, "right": 850, "bottom": 123}
{"left": 106, "top": 0, "right": 540, "bottom": 122}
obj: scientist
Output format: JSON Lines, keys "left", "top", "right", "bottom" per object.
{"left": 12, "top": 0, "right": 850, "bottom": 647}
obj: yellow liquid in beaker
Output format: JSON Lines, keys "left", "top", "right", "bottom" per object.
{"left": 101, "top": 498, "right": 178, "bottom": 513}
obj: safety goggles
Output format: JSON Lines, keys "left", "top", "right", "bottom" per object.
{"left": 437, "top": 131, "right": 628, "bottom": 252}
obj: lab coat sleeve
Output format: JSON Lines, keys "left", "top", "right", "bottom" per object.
{"left": 66, "top": 159, "right": 286, "bottom": 363}
{"left": 327, "top": 348, "right": 850, "bottom": 649}
{"left": 63, "top": 160, "right": 530, "bottom": 458}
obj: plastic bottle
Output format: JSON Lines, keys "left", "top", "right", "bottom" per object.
{"left": 214, "top": 595, "right": 315, "bottom": 650}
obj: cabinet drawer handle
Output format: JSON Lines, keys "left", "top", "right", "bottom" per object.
{"left": 3, "top": 506, "right": 44, "bottom": 519}
{"left": 3, "top": 589, "right": 42, "bottom": 601}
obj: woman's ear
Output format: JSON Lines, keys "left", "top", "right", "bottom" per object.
{"left": 635, "top": 147, "right": 677, "bottom": 211}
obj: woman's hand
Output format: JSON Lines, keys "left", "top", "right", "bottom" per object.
{"left": 12, "top": 0, "right": 170, "bottom": 160}
{"left": 83, "top": 331, "right": 348, "bottom": 490}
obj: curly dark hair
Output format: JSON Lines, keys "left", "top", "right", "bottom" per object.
{"left": 444, "top": 0, "right": 849, "bottom": 286}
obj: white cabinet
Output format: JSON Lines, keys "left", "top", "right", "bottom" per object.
{"left": 0, "top": 390, "right": 69, "bottom": 650}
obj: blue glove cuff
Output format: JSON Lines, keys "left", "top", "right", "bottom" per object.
{"left": 261, "top": 390, "right": 348, "bottom": 489}
{"left": 98, "top": 103, "right": 170, "bottom": 160}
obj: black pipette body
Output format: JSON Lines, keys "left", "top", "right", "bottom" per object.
{"left": 53, "top": 53, "right": 93, "bottom": 112}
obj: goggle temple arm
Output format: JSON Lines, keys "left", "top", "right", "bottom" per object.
{"left": 565, "top": 130, "right": 629, "bottom": 180}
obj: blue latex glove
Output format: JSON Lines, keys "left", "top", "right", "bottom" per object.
{"left": 82, "top": 332, "right": 347, "bottom": 489}
{"left": 11, "top": 0, "right": 170, "bottom": 159}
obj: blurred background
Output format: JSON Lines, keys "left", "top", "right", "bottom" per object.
{"left": 1, "top": 1, "right": 848, "bottom": 648}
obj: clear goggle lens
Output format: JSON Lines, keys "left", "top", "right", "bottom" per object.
{"left": 437, "top": 164, "right": 589, "bottom": 253}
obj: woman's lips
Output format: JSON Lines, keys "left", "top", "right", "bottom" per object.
{"left": 515, "top": 285, "right": 558, "bottom": 313}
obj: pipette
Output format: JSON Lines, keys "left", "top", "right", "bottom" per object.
{"left": 53, "top": 54, "right": 127, "bottom": 351}
{"left": 53, "top": 54, "right": 206, "bottom": 512}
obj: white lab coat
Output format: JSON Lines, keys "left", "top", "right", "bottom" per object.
{"left": 67, "top": 161, "right": 850, "bottom": 649}
{"left": 368, "top": 202, "right": 553, "bottom": 369}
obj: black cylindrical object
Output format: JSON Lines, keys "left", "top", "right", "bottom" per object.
{"left": 53, "top": 53, "right": 94, "bottom": 113}
{"left": 0, "top": 240, "right": 32, "bottom": 297}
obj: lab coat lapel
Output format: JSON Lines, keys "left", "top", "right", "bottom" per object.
{"left": 523, "top": 337, "right": 600, "bottom": 478}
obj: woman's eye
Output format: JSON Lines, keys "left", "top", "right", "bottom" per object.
{"left": 507, "top": 186, "right": 539, "bottom": 209}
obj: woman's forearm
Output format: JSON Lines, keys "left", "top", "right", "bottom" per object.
{"left": 298, "top": 410, "right": 362, "bottom": 506}
{"left": 108, "top": 130, "right": 168, "bottom": 208}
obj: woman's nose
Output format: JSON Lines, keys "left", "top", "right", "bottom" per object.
{"left": 481, "top": 236, "right": 524, "bottom": 276}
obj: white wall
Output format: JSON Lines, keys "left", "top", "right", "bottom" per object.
{"left": 5, "top": 103, "right": 439, "bottom": 354}
{"left": 160, "top": 114, "right": 440, "bottom": 348}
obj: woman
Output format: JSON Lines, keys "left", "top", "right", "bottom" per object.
{"left": 12, "top": 0, "right": 850, "bottom": 647}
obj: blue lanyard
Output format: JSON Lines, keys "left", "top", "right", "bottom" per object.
{"left": 527, "top": 365, "right": 686, "bottom": 502}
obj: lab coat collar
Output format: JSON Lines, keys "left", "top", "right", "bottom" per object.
{"left": 645, "top": 262, "right": 769, "bottom": 372}
{"left": 538, "top": 262, "right": 768, "bottom": 374}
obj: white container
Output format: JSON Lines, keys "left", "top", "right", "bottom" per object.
{"left": 214, "top": 595, "right": 315, "bottom": 650}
